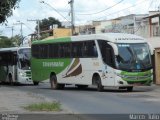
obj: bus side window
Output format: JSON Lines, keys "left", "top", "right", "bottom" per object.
{"left": 12, "top": 52, "right": 17, "bottom": 65}
{"left": 32, "top": 45, "right": 40, "bottom": 59}
{"left": 0, "top": 53, "right": 3, "bottom": 65}
{"left": 0, "top": 53, "right": 5, "bottom": 65}
{"left": 41, "top": 44, "right": 48, "bottom": 59}
{"left": 91, "top": 41, "right": 98, "bottom": 57}
{"left": 58, "top": 44, "right": 64, "bottom": 58}
{"left": 83, "top": 41, "right": 98, "bottom": 58}
{"left": 63, "top": 43, "right": 71, "bottom": 58}
{"left": 105, "top": 48, "right": 113, "bottom": 66}
{"left": 71, "top": 42, "right": 83, "bottom": 58}
{"left": 49, "top": 44, "right": 59, "bottom": 58}
{"left": 98, "top": 40, "right": 115, "bottom": 67}
{"left": 71, "top": 42, "right": 76, "bottom": 57}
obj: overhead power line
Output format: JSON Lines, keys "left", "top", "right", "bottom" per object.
{"left": 40, "top": 1, "right": 70, "bottom": 23}
{"left": 27, "top": 19, "right": 40, "bottom": 39}
{"left": 13, "top": 21, "right": 24, "bottom": 45}
{"left": 77, "top": 0, "right": 125, "bottom": 15}
{"left": 148, "top": 0, "right": 154, "bottom": 10}
{"left": 94, "top": 0, "right": 149, "bottom": 21}
{"left": 24, "top": 24, "right": 35, "bottom": 33}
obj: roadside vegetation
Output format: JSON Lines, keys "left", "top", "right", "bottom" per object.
{"left": 24, "top": 102, "right": 61, "bottom": 112}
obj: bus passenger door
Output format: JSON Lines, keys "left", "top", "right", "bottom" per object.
{"left": 105, "top": 68, "right": 115, "bottom": 86}
{"left": 103, "top": 48, "right": 115, "bottom": 86}
{"left": 98, "top": 40, "right": 116, "bottom": 86}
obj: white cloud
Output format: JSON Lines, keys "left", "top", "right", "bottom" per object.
{"left": 12, "top": 9, "right": 20, "bottom": 17}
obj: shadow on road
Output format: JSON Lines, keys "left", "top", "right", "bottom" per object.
{"left": 0, "top": 82, "right": 34, "bottom": 86}
{"left": 1, "top": 82, "right": 155, "bottom": 93}
{"left": 37, "top": 85, "right": 155, "bottom": 93}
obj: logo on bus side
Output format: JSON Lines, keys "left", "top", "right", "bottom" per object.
{"left": 43, "top": 62, "right": 64, "bottom": 67}
{"left": 63, "top": 58, "right": 82, "bottom": 78}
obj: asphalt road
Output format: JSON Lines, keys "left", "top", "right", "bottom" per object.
{"left": 8, "top": 82, "right": 160, "bottom": 114}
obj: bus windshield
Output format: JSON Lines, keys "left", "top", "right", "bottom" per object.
{"left": 18, "top": 48, "right": 31, "bottom": 70}
{"left": 116, "top": 43, "right": 152, "bottom": 71}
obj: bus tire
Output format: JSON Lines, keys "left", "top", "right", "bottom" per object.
{"left": 9, "top": 74, "right": 13, "bottom": 85}
{"left": 127, "top": 86, "right": 133, "bottom": 92}
{"left": 33, "top": 81, "right": 39, "bottom": 86}
{"left": 50, "top": 75, "right": 63, "bottom": 90}
{"left": 93, "top": 75, "right": 103, "bottom": 92}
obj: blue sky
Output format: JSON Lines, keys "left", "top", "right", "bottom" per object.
{"left": 0, "top": 0, "right": 159, "bottom": 38}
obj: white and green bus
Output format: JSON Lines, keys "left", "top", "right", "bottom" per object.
{"left": 0, "top": 47, "right": 32, "bottom": 84}
{"left": 31, "top": 33, "right": 153, "bottom": 91}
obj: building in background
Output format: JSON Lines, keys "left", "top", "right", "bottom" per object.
{"left": 30, "top": 28, "right": 71, "bottom": 41}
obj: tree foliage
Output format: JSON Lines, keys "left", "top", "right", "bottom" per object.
{"left": 0, "top": 0, "right": 20, "bottom": 23}
{"left": 11, "top": 34, "right": 22, "bottom": 46}
{"left": 0, "top": 36, "right": 14, "bottom": 48}
{"left": 0, "top": 34, "right": 22, "bottom": 48}
{"left": 36, "top": 17, "right": 63, "bottom": 32}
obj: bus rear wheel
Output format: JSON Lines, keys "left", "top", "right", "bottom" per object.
{"left": 9, "top": 74, "right": 13, "bottom": 85}
{"left": 50, "top": 75, "right": 64, "bottom": 90}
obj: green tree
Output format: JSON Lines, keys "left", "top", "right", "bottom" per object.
{"left": 0, "top": 36, "right": 14, "bottom": 48}
{"left": 11, "top": 34, "right": 22, "bottom": 46}
{"left": 0, "top": 0, "right": 20, "bottom": 23}
{"left": 36, "top": 17, "right": 62, "bottom": 32}
{"left": 0, "top": 34, "right": 23, "bottom": 48}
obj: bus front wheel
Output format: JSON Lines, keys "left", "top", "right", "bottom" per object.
{"left": 33, "top": 81, "right": 39, "bottom": 86}
{"left": 93, "top": 75, "right": 104, "bottom": 92}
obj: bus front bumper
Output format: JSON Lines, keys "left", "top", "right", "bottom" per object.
{"left": 18, "top": 76, "right": 33, "bottom": 84}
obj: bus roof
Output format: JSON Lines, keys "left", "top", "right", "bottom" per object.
{"left": 72, "top": 33, "right": 146, "bottom": 43}
{"left": 32, "top": 33, "right": 146, "bottom": 45}
{"left": 0, "top": 47, "right": 30, "bottom": 53}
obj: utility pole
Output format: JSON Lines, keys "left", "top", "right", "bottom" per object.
{"left": 14, "top": 21, "right": 24, "bottom": 45}
{"left": 27, "top": 19, "right": 40, "bottom": 39}
{"left": 6, "top": 26, "right": 14, "bottom": 38}
{"left": 68, "top": 0, "right": 75, "bottom": 35}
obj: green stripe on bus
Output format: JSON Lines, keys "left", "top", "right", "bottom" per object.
{"left": 120, "top": 70, "right": 152, "bottom": 85}
{"left": 31, "top": 58, "right": 71, "bottom": 81}
{"left": 32, "top": 37, "right": 71, "bottom": 45}
{"left": 121, "top": 70, "right": 151, "bottom": 76}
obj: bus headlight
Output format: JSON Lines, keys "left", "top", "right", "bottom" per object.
{"left": 19, "top": 72, "right": 26, "bottom": 77}
{"left": 116, "top": 73, "right": 125, "bottom": 78}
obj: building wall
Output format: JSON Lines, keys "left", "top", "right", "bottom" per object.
{"left": 95, "top": 21, "right": 112, "bottom": 33}
{"left": 76, "top": 25, "right": 95, "bottom": 35}
{"left": 53, "top": 28, "right": 71, "bottom": 38}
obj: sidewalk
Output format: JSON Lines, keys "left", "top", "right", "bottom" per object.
{"left": 0, "top": 86, "right": 69, "bottom": 114}
{"left": 134, "top": 84, "right": 160, "bottom": 93}
{"left": 151, "top": 84, "right": 160, "bottom": 92}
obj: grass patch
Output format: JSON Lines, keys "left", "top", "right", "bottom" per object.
{"left": 24, "top": 102, "right": 61, "bottom": 111}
